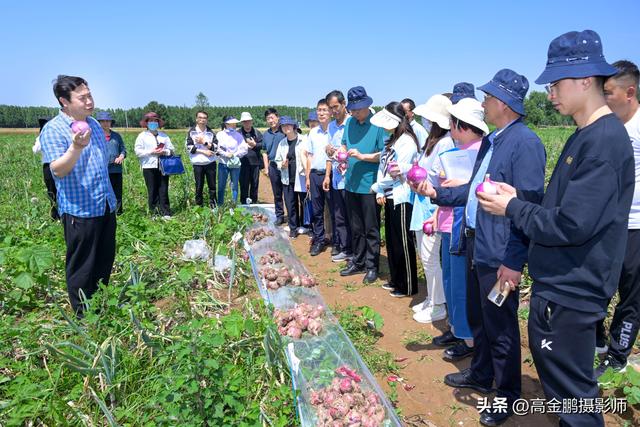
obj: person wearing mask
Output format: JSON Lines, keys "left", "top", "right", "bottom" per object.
{"left": 418, "top": 69, "right": 546, "bottom": 426}
{"left": 325, "top": 90, "right": 353, "bottom": 262}
{"left": 275, "top": 116, "right": 307, "bottom": 238}
{"left": 134, "top": 112, "right": 175, "bottom": 219}
{"left": 39, "top": 75, "right": 117, "bottom": 316}
{"left": 216, "top": 115, "right": 248, "bottom": 205}
{"left": 261, "top": 108, "right": 286, "bottom": 225}
{"left": 595, "top": 60, "right": 640, "bottom": 377}
{"left": 185, "top": 110, "right": 217, "bottom": 208}
{"left": 238, "top": 111, "right": 263, "bottom": 204}
{"left": 371, "top": 102, "right": 419, "bottom": 297}
{"left": 32, "top": 116, "right": 58, "bottom": 220}
{"left": 97, "top": 111, "right": 125, "bottom": 215}
{"left": 339, "top": 86, "right": 385, "bottom": 284}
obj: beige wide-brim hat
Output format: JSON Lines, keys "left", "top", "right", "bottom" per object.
{"left": 447, "top": 98, "right": 489, "bottom": 135}
{"left": 240, "top": 112, "right": 253, "bottom": 122}
{"left": 413, "top": 95, "right": 452, "bottom": 130}
{"left": 370, "top": 108, "right": 402, "bottom": 130}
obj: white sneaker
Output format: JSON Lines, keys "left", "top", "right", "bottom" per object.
{"left": 413, "top": 304, "right": 447, "bottom": 324}
{"left": 412, "top": 299, "right": 430, "bottom": 313}
{"left": 161, "top": 215, "right": 172, "bottom": 220}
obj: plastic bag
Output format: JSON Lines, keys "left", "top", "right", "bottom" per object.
{"left": 213, "top": 255, "right": 232, "bottom": 272}
{"left": 182, "top": 239, "right": 211, "bottom": 261}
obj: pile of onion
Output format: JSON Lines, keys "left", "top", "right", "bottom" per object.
{"left": 273, "top": 303, "right": 324, "bottom": 338}
{"left": 258, "top": 251, "right": 284, "bottom": 265}
{"left": 260, "top": 266, "right": 317, "bottom": 290}
{"left": 252, "top": 213, "right": 269, "bottom": 223}
{"left": 245, "top": 227, "right": 274, "bottom": 245}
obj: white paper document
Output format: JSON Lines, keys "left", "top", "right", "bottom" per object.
{"left": 439, "top": 149, "right": 478, "bottom": 181}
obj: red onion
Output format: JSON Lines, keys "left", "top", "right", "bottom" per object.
{"left": 475, "top": 174, "right": 498, "bottom": 195}
{"left": 70, "top": 120, "right": 89, "bottom": 134}
{"left": 406, "top": 162, "right": 427, "bottom": 184}
{"left": 336, "top": 151, "right": 349, "bottom": 163}
{"left": 422, "top": 221, "right": 434, "bottom": 236}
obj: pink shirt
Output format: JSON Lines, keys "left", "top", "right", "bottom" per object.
{"left": 436, "top": 139, "right": 482, "bottom": 233}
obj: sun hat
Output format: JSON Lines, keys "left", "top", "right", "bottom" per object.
{"left": 96, "top": 111, "right": 115, "bottom": 125}
{"left": 240, "top": 112, "right": 253, "bottom": 122}
{"left": 447, "top": 98, "right": 489, "bottom": 135}
{"left": 305, "top": 111, "right": 318, "bottom": 127}
{"left": 346, "top": 86, "right": 374, "bottom": 110}
{"left": 413, "top": 95, "right": 452, "bottom": 130}
{"left": 224, "top": 116, "right": 240, "bottom": 124}
{"left": 370, "top": 108, "right": 403, "bottom": 130}
{"left": 535, "top": 30, "right": 617, "bottom": 85}
{"left": 279, "top": 116, "right": 298, "bottom": 127}
{"left": 139, "top": 112, "right": 164, "bottom": 128}
{"left": 478, "top": 69, "right": 529, "bottom": 116}
{"left": 450, "top": 82, "right": 476, "bottom": 104}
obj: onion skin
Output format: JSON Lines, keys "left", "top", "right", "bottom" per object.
{"left": 70, "top": 121, "right": 90, "bottom": 134}
{"left": 406, "top": 163, "right": 428, "bottom": 184}
{"left": 337, "top": 151, "right": 349, "bottom": 162}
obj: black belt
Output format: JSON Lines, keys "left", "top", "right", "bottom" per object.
{"left": 464, "top": 228, "right": 475, "bottom": 238}
{"left": 310, "top": 169, "right": 326, "bottom": 175}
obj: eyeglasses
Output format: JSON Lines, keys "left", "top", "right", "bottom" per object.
{"left": 483, "top": 94, "right": 494, "bottom": 101}
{"left": 545, "top": 81, "right": 559, "bottom": 95}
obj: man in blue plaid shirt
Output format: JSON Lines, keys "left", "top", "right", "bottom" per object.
{"left": 40, "top": 75, "right": 117, "bottom": 316}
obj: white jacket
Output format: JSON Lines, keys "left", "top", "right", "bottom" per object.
{"left": 371, "top": 133, "right": 418, "bottom": 205}
{"left": 275, "top": 135, "right": 306, "bottom": 186}
{"left": 134, "top": 131, "right": 175, "bottom": 169}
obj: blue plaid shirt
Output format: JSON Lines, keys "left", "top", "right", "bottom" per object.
{"left": 40, "top": 111, "right": 116, "bottom": 217}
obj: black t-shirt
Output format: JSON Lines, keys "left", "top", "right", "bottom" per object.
{"left": 286, "top": 138, "right": 297, "bottom": 179}
{"left": 239, "top": 127, "right": 264, "bottom": 166}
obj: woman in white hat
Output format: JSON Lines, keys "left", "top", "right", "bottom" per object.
{"left": 216, "top": 115, "right": 248, "bottom": 205}
{"left": 370, "top": 102, "right": 420, "bottom": 298}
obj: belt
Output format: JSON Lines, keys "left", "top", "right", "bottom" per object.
{"left": 464, "top": 228, "right": 475, "bottom": 238}
{"left": 310, "top": 169, "right": 326, "bottom": 175}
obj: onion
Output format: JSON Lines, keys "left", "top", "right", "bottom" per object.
{"left": 337, "top": 151, "right": 349, "bottom": 163}
{"left": 406, "top": 162, "right": 427, "bottom": 184}
{"left": 422, "top": 221, "right": 434, "bottom": 236}
{"left": 475, "top": 174, "right": 497, "bottom": 195}
{"left": 339, "top": 378, "right": 353, "bottom": 393}
{"left": 70, "top": 120, "right": 89, "bottom": 134}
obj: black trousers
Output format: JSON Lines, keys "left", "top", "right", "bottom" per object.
{"left": 282, "top": 184, "right": 299, "bottom": 231}
{"left": 466, "top": 236, "right": 521, "bottom": 404}
{"left": 239, "top": 163, "right": 260, "bottom": 204}
{"left": 43, "top": 163, "right": 59, "bottom": 220}
{"left": 268, "top": 162, "right": 285, "bottom": 220}
{"left": 596, "top": 229, "right": 640, "bottom": 364}
{"left": 309, "top": 171, "right": 329, "bottom": 243}
{"left": 109, "top": 172, "right": 123, "bottom": 214}
{"left": 62, "top": 209, "right": 116, "bottom": 315}
{"left": 142, "top": 168, "right": 171, "bottom": 216}
{"left": 345, "top": 191, "right": 380, "bottom": 271}
{"left": 330, "top": 186, "right": 351, "bottom": 253}
{"left": 384, "top": 200, "right": 417, "bottom": 295}
{"left": 193, "top": 163, "right": 216, "bottom": 208}
{"left": 529, "top": 294, "right": 605, "bottom": 427}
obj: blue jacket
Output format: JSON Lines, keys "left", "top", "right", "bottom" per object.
{"left": 434, "top": 119, "right": 546, "bottom": 271}
{"left": 106, "top": 130, "right": 126, "bottom": 174}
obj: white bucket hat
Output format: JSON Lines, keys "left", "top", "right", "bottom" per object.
{"left": 224, "top": 116, "right": 240, "bottom": 124}
{"left": 370, "top": 108, "right": 402, "bottom": 130}
{"left": 413, "top": 95, "right": 452, "bottom": 130}
{"left": 240, "top": 112, "right": 253, "bottom": 122}
{"left": 447, "top": 98, "right": 489, "bottom": 135}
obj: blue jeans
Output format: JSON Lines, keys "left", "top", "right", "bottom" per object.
{"left": 217, "top": 163, "right": 240, "bottom": 205}
{"left": 441, "top": 232, "right": 472, "bottom": 339}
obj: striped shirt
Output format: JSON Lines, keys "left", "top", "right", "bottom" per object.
{"left": 40, "top": 111, "right": 116, "bottom": 217}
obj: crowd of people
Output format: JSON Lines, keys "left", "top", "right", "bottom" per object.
{"left": 34, "top": 29, "right": 639, "bottom": 426}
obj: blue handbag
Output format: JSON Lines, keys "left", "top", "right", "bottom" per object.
{"left": 303, "top": 193, "right": 313, "bottom": 226}
{"left": 159, "top": 155, "right": 185, "bottom": 176}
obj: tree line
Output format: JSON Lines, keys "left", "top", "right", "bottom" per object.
{"left": 0, "top": 91, "right": 572, "bottom": 129}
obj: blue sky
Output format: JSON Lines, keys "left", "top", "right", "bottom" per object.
{"left": 1, "top": 0, "right": 638, "bottom": 108}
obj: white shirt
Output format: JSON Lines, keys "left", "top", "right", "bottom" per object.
{"left": 371, "top": 133, "right": 418, "bottom": 204}
{"left": 625, "top": 108, "right": 640, "bottom": 229}
{"left": 134, "top": 131, "right": 175, "bottom": 169}
{"left": 187, "top": 126, "right": 216, "bottom": 165}
{"left": 275, "top": 135, "right": 305, "bottom": 186}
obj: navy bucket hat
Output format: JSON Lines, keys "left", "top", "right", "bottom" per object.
{"left": 96, "top": 111, "right": 115, "bottom": 124}
{"left": 478, "top": 69, "right": 529, "bottom": 116}
{"left": 346, "top": 86, "right": 373, "bottom": 110}
{"left": 305, "top": 111, "right": 318, "bottom": 126}
{"left": 279, "top": 116, "right": 298, "bottom": 127}
{"left": 535, "top": 30, "right": 617, "bottom": 85}
{"left": 451, "top": 82, "right": 476, "bottom": 104}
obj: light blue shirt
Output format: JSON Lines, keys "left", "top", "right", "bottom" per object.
{"left": 40, "top": 112, "right": 116, "bottom": 217}
{"left": 328, "top": 118, "right": 348, "bottom": 189}
{"left": 306, "top": 125, "right": 330, "bottom": 171}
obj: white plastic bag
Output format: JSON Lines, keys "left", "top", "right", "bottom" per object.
{"left": 182, "top": 239, "right": 211, "bottom": 261}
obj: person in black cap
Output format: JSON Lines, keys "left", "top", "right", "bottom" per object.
{"left": 32, "top": 116, "right": 58, "bottom": 220}
{"left": 478, "top": 30, "right": 635, "bottom": 427}
{"left": 415, "top": 69, "right": 546, "bottom": 426}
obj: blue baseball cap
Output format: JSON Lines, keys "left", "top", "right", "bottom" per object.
{"left": 346, "top": 86, "right": 373, "bottom": 110}
{"left": 96, "top": 111, "right": 115, "bottom": 123}
{"left": 305, "top": 111, "right": 318, "bottom": 126}
{"left": 535, "top": 29, "right": 617, "bottom": 85}
{"left": 478, "top": 69, "right": 529, "bottom": 116}
{"left": 279, "top": 116, "right": 298, "bottom": 127}
{"left": 451, "top": 82, "right": 476, "bottom": 104}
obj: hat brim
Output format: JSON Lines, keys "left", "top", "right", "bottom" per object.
{"left": 225, "top": 119, "right": 241, "bottom": 124}
{"left": 370, "top": 109, "right": 400, "bottom": 130}
{"left": 450, "top": 94, "right": 476, "bottom": 104}
{"left": 413, "top": 104, "right": 450, "bottom": 130}
{"left": 447, "top": 104, "right": 489, "bottom": 135}
{"left": 534, "top": 61, "right": 618, "bottom": 85}
{"left": 347, "top": 96, "right": 373, "bottom": 111}
{"left": 478, "top": 81, "right": 525, "bottom": 116}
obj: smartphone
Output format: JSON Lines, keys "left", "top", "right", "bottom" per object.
{"left": 488, "top": 279, "right": 511, "bottom": 307}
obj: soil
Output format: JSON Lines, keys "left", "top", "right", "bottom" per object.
{"left": 254, "top": 174, "right": 634, "bottom": 427}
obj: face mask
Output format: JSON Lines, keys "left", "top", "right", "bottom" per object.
{"left": 147, "top": 122, "right": 159, "bottom": 131}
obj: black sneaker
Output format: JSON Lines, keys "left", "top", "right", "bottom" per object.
{"left": 274, "top": 217, "right": 285, "bottom": 226}
{"left": 595, "top": 336, "right": 609, "bottom": 355}
{"left": 381, "top": 283, "right": 395, "bottom": 291}
{"left": 443, "top": 341, "right": 474, "bottom": 362}
{"left": 444, "top": 368, "right": 492, "bottom": 394}
{"left": 389, "top": 290, "right": 406, "bottom": 298}
{"left": 289, "top": 230, "right": 298, "bottom": 239}
{"left": 433, "top": 330, "right": 463, "bottom": 347}
{"left": 310, "top": 243, "right": 324, "bottom": 256}
{"left": 596, "top": 355, "right": 628, "bottom": 380}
